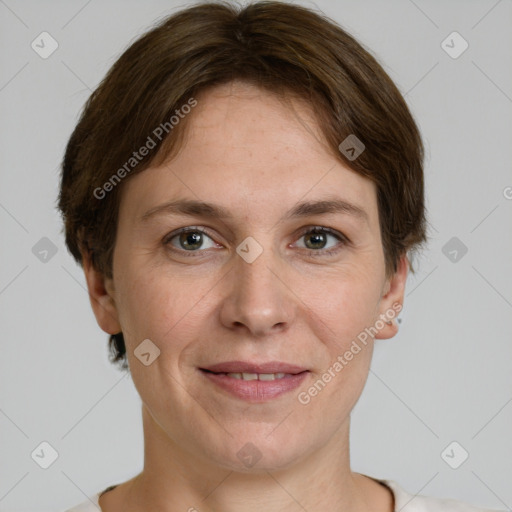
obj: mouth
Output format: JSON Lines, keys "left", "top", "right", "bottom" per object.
{"left": 200, "top": 370, "right": 304, "bottom": 381}
{"left": 200, "top": 360, "right": 309, "bottom": 375}
{"left": 199, "top": 363, "right": 310, "bottom": 402}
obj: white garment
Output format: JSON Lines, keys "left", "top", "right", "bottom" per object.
{"left": 64, "top": 477, "right": 504, "bottom": 511}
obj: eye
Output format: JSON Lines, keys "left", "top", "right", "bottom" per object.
{"left": 163, "top": 225, "right": 349, "bottom": 258}
{"left": 294, "top": 226, "right": 348, "bottom": 256}
{"left": 163, "top": 227, "right": 219, "bottom": 256}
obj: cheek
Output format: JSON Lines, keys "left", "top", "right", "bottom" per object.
{"left": 299, "top": 279, "right": 377, "bottom": 413}
{"left": 301, "top": 265, "right": 383, "bottom": 346}
{"left": 114, "top": 261, "right": 212, "bottom": 355}
{"left": 294, "top": 267, "right": 381, "bottom": 406}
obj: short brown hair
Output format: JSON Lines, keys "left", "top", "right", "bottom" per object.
{"left": 58, "top": 0, "right": 428, "bottom": 371}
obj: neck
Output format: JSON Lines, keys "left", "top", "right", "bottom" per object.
{"left": 117, "top": 405, "right": 377, "bottom": 512}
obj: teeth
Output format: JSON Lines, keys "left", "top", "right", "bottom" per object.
{"left": 259, "top": 373, "right": 286, "bottom": 380}
{"left": 226, "top": 372, "right": 287, "bottom": 380}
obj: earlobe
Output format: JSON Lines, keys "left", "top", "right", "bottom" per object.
{"left": 81, "top": 250, "right": 122, "bottom": 335}
{"left": 374, "top": 254, "right": 409, "bottom": 340}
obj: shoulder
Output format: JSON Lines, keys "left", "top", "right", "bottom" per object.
{"left": 378, "top": 478, "right": 505, "bottom": 512}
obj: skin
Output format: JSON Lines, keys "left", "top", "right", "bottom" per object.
{"left": 83, "top": 80, "right": 408, "bottom": 512}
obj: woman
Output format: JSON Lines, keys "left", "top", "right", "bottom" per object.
{"left": 59, "top": 1, "right": 502, "bottom": 511}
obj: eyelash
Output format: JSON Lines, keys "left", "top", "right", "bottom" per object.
{"left": 163, "top": 226, "right": 349, "bottom": 258}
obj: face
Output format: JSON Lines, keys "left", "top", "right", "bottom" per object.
{"left": 85, "top": 80, "right": 407, "bottom": 472}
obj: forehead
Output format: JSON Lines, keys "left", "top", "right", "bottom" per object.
{"left": 119, "top": 81, "right": 378, "bottom": 228}
{"left": 184, "top": 81, "right": 330, "bottom": 163}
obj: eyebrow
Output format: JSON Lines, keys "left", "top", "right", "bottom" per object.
{"left": 140, "top": 197, "right": 369, "bottom": 224}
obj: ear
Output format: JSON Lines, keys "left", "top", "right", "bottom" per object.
{"left": 374, "top": 253, "right": 409, "bottom": 340}
{"left": 81, "top": 250, "right": 121, "bottom": 335}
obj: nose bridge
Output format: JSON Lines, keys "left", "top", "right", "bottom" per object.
{"left": 236, "top": 237, "right": 277, "bottom": 291}
{"left": 221, "top": 233, "right": 293, "bottom": 335}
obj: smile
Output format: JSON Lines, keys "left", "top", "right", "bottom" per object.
{"left": 200, "top": 369, "right": 309, "bottom": 402}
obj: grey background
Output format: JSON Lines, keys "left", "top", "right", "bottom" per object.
{"left": 0, "top": 0, "right": 511, "bottom": 510}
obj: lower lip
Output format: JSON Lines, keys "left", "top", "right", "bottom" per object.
{"left": 200, "top": 370, "right": 309, "bottom": 402}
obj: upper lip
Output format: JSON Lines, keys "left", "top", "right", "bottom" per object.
{"left": 201, "top": 361, "right": 309, "bottom": 374}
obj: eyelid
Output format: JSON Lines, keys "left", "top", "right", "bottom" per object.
{"left": 295, "top": 225, "right": 348, "bottom": 242}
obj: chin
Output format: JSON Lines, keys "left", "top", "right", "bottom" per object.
{"left": 206, "top": 430, "right": 307, "bottom": 473}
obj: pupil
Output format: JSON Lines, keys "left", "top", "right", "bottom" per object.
{"left": 181, "top": 232, "right": 202, "bottom": 250}
{"left": 306, "top": 232, "right": 325, "bottom": 249}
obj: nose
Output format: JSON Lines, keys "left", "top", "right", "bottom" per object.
{"left": 219, "top": 240, "right": 295, "bottom": 337}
